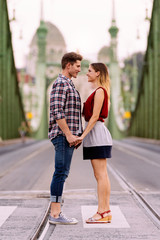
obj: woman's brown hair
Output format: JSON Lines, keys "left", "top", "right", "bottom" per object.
{"left": 91, "top": 63, "right": 110, "bottom": 104}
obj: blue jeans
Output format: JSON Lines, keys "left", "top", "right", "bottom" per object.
{"left": 50, "top": 135, "right": 74, "bottom": 203}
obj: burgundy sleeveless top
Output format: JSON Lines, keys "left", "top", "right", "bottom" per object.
{"left": 82, "top": 87, "right": 108, "bottom": 122}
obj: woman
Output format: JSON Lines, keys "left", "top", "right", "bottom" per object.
{"left": 75, "top": 63, "right": 112, "bottom": 224}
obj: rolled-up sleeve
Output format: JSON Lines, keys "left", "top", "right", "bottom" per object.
{"left": 50, "top": 82, "right": 67, "bottom": 121}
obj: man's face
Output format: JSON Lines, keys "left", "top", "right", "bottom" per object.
{"left": 68, "top": 60, "right": 81, "bottom": 78}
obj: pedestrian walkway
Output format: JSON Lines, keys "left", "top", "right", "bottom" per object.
{"left": 0, "top": 192, "right": 49, "bottom": 240}
{"left": 0, "top": 138, "right": 39, "bottom": 156}
{"left": 0, "top": 186, "right": 160, "bottom": 239}
{"left": 0, "top": 137, "right": 31, "bottom": 146}
{"left": 0, "top": 189, "right": 160, "bottom": 240}
{"left": 53, "top": 189, "right": 159, "bottom": 239}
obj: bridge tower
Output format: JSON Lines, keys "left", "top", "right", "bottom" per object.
{"left": 33, "top": 0, "right": 48, "bottom": 139}
{"left": 107, "top": 0, "right": 126, "bottom": 139}
{"left": 108, "top": 0, "right": 119, "bottom": 62}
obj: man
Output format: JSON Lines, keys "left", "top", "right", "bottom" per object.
{"left": 48, "top": 52, "right": 83, "bottom": 225}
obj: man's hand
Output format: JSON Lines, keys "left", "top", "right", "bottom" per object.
{"left": 66, "top": 134, "right": 78, "bottom": 147}
{"left": 56, "top": 119, "right": 78, "bottom": 147}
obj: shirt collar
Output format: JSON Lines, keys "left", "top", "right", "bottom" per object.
{"left": 59, "top": 74, "right": 75, "bottom": 88}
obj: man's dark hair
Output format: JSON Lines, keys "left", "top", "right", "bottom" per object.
{"left": 61, "top": 52, "right": 83, "bottom": 69}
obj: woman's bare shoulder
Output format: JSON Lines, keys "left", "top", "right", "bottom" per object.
{"left": 95, "top": 87, "right": 105, "bottom": 95}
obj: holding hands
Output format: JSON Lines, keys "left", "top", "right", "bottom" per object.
{"left": 67, "top": 135, "right": 83, "bottom": 148}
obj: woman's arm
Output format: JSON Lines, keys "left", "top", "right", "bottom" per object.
{"left": 78, "top": 88, "right": 104, "bottom": 142}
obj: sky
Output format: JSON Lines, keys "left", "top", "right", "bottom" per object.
{"left": 7, "top": 0, "right": 153, "bottom": 68}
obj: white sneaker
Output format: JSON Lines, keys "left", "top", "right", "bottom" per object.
{"left": 49, "top": 212, "right": 78, "bottom": 225}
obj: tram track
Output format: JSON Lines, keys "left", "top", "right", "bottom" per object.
{"left": 108, "top": 164, "right": 160, "bottom": 229}
{"left": 31, "top": 202, "right": 51, "bottom": 240}
{"left": 31, "top": 163, "right": 160, "bottom": 240}
{"left": 2, "top": 139, "right": 158, "bottom": 238}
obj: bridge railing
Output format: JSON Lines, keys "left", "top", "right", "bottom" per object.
{"left": 0, "top": 0, "right": 27, "bottom": 140}
{"left": 129, "top": 0, "right": 160, "bottom": 139}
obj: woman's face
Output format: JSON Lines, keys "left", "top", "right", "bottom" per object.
{"left": 86, "top": 65, "right": 99, "bottom": 82}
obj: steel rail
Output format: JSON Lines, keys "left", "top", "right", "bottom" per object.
{"left": 30, "top": 161, "right": 160, "bottom": 239}
{"left": 108, "top": 164, "right": 160, "bottom": 229}
{"left": 31, "top": 202, "right": 51, "bottom": 240}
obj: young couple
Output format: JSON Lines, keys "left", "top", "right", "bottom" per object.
{"left": 48, "top": 52, "right": 112, "bottom": 225}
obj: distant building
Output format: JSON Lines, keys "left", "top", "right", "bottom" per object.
{"left": 98, "top": 46, "right": 110, "bottom": 64}
{"left": 26, "top": 21, "right": 66, "bottom": 78}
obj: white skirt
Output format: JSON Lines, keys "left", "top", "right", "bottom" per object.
{"left": 83, "top": 121, "right": 112, "bottom": 160}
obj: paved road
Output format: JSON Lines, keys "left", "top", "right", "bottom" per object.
{"left": 65, "top": 139, "right": 160, "bottom": 219}
{"left": 0, "top": 140, "right": 54, "bottom": 191}
{"left": 0, "top": 138, "right": 160, "bottom": 199}
{"left": 1, "top": 138, "right": 159, "bottom": 192}
{"left": 111, "top": 139, "right": 160, "bottom": 192}
{"left": 0, "top": 138, "right": 160, "bottom": 239}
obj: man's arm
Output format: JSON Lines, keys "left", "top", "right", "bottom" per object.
{"left": 56, "top": 118, "right": 78, "bottom": 145}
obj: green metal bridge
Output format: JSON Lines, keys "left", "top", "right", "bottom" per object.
{"left": 108, "top": 0, "right": 160, "bottom": 140}
{"left": 129, "top": 0, "right": 160, "bottom": 139}
{"left": 0, "top": 0, "right": 26, "bottom": 140}
{"left": 0, "top": 0, "right": 160, "bottom": 141}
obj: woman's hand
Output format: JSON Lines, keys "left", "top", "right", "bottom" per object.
{"left": 74, "top": 136, "right": 83, "bottom": 148}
